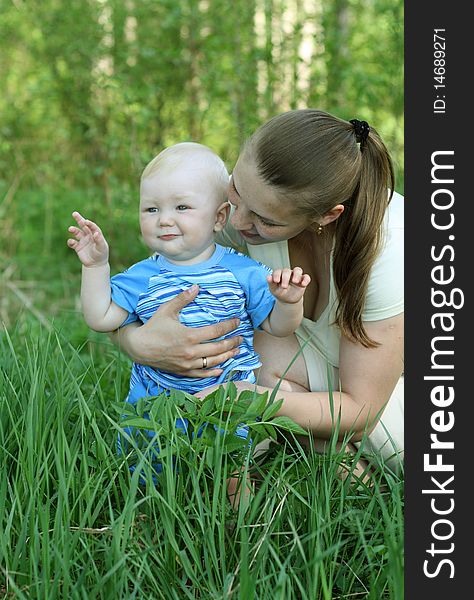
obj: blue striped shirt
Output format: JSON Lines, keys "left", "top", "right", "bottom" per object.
{"left": 111, "top": 244, "right": 275, "bottom": 401}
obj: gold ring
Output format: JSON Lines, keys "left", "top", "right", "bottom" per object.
{"left": 202, "top": 357, "right": 207, "bottom": 369}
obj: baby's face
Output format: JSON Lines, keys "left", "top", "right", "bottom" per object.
{"left": 139, "top": 164, "right": 226, "bottom": 264}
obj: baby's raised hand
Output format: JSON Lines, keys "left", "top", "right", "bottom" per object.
{"left": 67, "top": 212, "right": 109, "bottom": 268}
{"left": 267, "top": 267, "right": 311, "bottom": 304}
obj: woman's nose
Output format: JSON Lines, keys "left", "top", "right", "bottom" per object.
{"left": 230, "top": 205, "right": 252, "bottom": 230}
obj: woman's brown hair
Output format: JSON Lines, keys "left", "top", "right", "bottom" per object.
{"left": 247, "top": 109, "right": 395, "bottom": 348}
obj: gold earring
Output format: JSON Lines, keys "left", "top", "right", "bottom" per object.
{"left": 316, "top": 223, "right": 323, "bottom": 235}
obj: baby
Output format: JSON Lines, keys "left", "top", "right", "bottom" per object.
{"left": 67, "top": 142, "right": 310, "bottom": 490}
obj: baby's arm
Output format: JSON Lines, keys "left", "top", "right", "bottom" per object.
{"left": 67, "top": 211, "right": 128, "bottom": 332}
{"left": 260, "top": 267, "right": 310, "bottom": 337}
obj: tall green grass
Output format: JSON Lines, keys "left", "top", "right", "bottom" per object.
{"left": 0, "top": 324, "right": 403, "bottom": 599}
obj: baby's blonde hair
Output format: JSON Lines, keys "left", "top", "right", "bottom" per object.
{"left": 141, "top": 142, "right": 229, "bottom": 204}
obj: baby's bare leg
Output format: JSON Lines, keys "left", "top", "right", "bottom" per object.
{"left": 254, "top": 330, "right": 309, "bottom": 392}
{"left": 226, "top": 471, "right": 252, "bottom": 510}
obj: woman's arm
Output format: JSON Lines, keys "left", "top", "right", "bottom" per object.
{"left": 229, "top": 314, "right": 404, "bottom": 441}
{"left": 109, "top": 285, "right": 244, "bottom": 378}
{"left": 336, "top": 313, "right": 404, "bottom": 438}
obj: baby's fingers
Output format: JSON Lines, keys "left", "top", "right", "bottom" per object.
{"left": 72, "top": 211, "right": 87, "bottom": 228}
{"left": 68, "top": 225, "right": 85, "bottom": 240}
{"left": 268, "top": 269, "right": 292, "bottom": 288}
{"left": 289, "top": 267, "right": 304, "bottom": 285}
{"left": 269, "top": 268, "right": 282, "bottom": 284}
{"left": 279, "top": 268, "right": 293, "bottom": 289}
{"left": 70, "top": 213, "right": 94, "bottom": 241}
{"left": 84, "top": 218, "right": 103, "bottom": 237}
{"left": 299, "top": 273, "right": 312, "bottom": 288}
{"left": 290, "top": 269, "right": 311, "bottom": 288}
{"left": 71, "top": 211, "right": 102, "bottom": 236}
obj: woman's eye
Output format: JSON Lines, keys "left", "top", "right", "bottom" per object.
{"left": 257, "top": 215, "right": 277, "bottom": 227}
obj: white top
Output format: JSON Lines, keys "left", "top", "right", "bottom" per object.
{"left": 217, "top": 191, "right": 404, "bottom": 368}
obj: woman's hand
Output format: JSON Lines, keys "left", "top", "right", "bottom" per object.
{"left": 67, "top": 211, "right": 109, "bottom": 267}
{"left": 112, "top": 285, "right": 244, "bottom": 378}
{"left": 267, "top": 267, "right": 311, "bottom": 304}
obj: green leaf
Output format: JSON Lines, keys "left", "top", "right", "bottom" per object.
{"left": 136, "top": 396, "right": 147, "bottom": 416}
{"left": 149, "top": 399, "right": 166, "bottom": 421}
{"left": 249, "top": 422, "right": 277, "bottom": 440}
{"left": 111, "top": 402, "right": 136, "bottom": 416}
{"left": 221, "top": 400, "right": 248, "bottom": 416}
{"left": 204, "top": 447, "right": 216, "bottom": 468}
{"left": 204, "top": 416, "right": 228, "bottom": 428}
{"left": 120, "top": 417, "right": 155, "bottom": 430}
{"left": 271, "top": 416, "right": 309, "bottom": 436}
{"left": 243, "top": 390, "right": 268, "bottom": 417}
{"left": 262, "top": 398, "right": 284, "bottom": 421}
{"left": 200, "top": 397, "right": 216, "bottom": 416}
{"left": 225, "top": 382, "right": 238, "bottom": 402}
{"left": 237, "top": 390, "right": 261, "bottom": 403}
{"left": 171, "top": 389, "right": 197, "bottom": 410}
{"left": 221, "top": 436, "right": 249, "bottom": 454}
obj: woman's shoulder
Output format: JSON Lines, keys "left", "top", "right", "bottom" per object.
{"left": 381, "top": 190, "right": 404, "bottom": 260}
{"left": 385, "top": 190, "right": 404, "bottom": 230}
{"left": 362, "top": 190, "right": 404, "bottom": 321}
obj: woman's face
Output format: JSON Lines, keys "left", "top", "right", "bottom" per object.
{"left": 228, "top": 154, "right": 310, "bottom": 245}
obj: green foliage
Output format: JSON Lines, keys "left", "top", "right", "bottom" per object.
{"left": 0, "top": 0, "right": 403, "bottom": 189}
{"left": 115, "top": 384, "right": 308, "bottom": 480}
{"left": 0, "top": 324, "right": 404, "bottom": 598}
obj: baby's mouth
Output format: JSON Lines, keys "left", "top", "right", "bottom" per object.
{"left": 159, "top": 234, "right": 179, "bottom": 240}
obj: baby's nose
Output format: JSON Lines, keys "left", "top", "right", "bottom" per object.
{"left": 158, "top": 211, "right": 174, "bottom": 226}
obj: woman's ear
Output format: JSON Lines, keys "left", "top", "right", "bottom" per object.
{"left": 319, "top": 204, "right": 345, "bottom": 227}
{"left": 214, "top": 201, "right": 231, "bottom": 232}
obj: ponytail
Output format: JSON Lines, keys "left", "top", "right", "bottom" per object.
{"left": 333, "top": 126, "right": 395, "bottom": 347}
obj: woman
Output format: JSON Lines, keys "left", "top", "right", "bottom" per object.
{"left": 112, "top": 109, "right": 404, "bottom": 473}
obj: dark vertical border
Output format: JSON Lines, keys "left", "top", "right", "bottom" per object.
{"left": 405, "top": 3, "right": 469, "bottom": 596}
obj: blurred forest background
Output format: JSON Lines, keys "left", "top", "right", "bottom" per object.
{"left": 0, "top": 0, "right": 403, "bottom": 331}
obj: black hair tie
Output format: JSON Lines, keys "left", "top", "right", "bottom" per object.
{"left": 349, "top": 119, "right": 370, "bottom": 149}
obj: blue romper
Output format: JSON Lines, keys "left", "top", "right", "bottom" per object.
{"left": 110, "top": 244, "right": 275, "bottom": 465}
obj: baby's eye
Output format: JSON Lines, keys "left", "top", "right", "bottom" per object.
{"left": 146, "top": 207, "right": 158, "bottom": 213}
{"left": 176, "top": 205, "right": 189, "bottom": 211}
